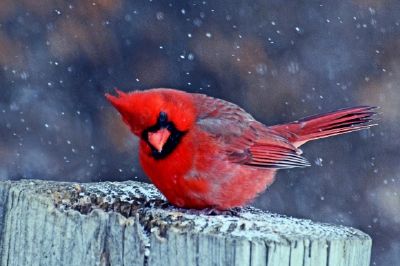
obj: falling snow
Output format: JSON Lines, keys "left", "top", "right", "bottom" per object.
{"left": 0, "top": 1, "right": 397, "bottom": 265}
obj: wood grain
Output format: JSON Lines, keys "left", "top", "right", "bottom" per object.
{"left": 0, "top": 180, "right": 371, "bottom": 266}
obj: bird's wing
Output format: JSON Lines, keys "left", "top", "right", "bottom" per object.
{"left": 193, "top": 94, "right": 310, "bottom": 169}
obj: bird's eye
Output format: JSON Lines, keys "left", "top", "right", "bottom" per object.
{"left": 158, "top": 111, "right": 168, "bottom": 125}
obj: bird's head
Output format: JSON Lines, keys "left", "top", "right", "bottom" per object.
{"left": 105, "top": 88, "right": 197, "bottom": 158}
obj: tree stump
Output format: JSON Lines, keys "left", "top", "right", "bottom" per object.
{"left": 0, "top": 180, "right": 371, "bottom": 266}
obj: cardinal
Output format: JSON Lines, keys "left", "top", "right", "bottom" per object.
{"left": 106, "top": 88, "right": 376, "bottom": 210}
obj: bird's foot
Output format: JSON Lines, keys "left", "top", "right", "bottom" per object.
{"left": 198, "top": 207, "right": 242, "bottom": 217}
{"left": 169, "top": 206, "right": 243, "bottom": 217}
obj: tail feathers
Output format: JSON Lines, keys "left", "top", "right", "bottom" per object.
{"left": 271, "top": 106, "right": 378, "bottom": 147}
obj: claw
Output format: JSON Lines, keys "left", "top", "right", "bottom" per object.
{"left": 181, "top": 207, "right": 242, "bottom": 217}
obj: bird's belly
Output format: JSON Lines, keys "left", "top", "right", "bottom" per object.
{"left": 158, "top": 173, "right": 212, "bottom": 209}
{"left": 140, "top": 133, "right": 277, "bottom": 210}
{"left": 206, "top": 167, "right": 277, "bottom": 209}
{"left": 144, "top": 161, "right": 277, "bottom": 209}
{"left": 169, "top": 166, "right": 277, "bottom": 210}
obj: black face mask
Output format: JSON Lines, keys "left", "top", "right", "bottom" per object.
{"left": 142, "top": 111, "right": 186, "bottom": 159}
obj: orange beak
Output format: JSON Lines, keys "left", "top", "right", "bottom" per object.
{"left": 148, "top": 128, "right": 171, "bottom": 152}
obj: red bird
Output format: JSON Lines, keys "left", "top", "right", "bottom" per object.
{"left": 106, "top": 88, "right": 376, "bottom": 210}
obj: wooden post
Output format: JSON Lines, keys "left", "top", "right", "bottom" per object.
{"left": 0, "top": 180, "right": 371, "bottom": 266}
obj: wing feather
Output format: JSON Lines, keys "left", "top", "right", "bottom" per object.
{"left": 193, "top": 94, "right": 310, "bottom": 169}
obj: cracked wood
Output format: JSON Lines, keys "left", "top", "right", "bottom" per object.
{"left": 0, "top": 180, "right": 371, "bottom": 266}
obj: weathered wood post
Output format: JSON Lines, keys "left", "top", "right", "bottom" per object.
{"left": 0, "top": 180, "right": 371, "bottom": 266}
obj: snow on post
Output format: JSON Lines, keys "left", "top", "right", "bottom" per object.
{"left": 0, "top": 180, "right": 371, "bottom": 266}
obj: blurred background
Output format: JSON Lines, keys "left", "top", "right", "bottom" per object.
{"left": 0, "top": 0, "right": 398, "bottom": 264}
